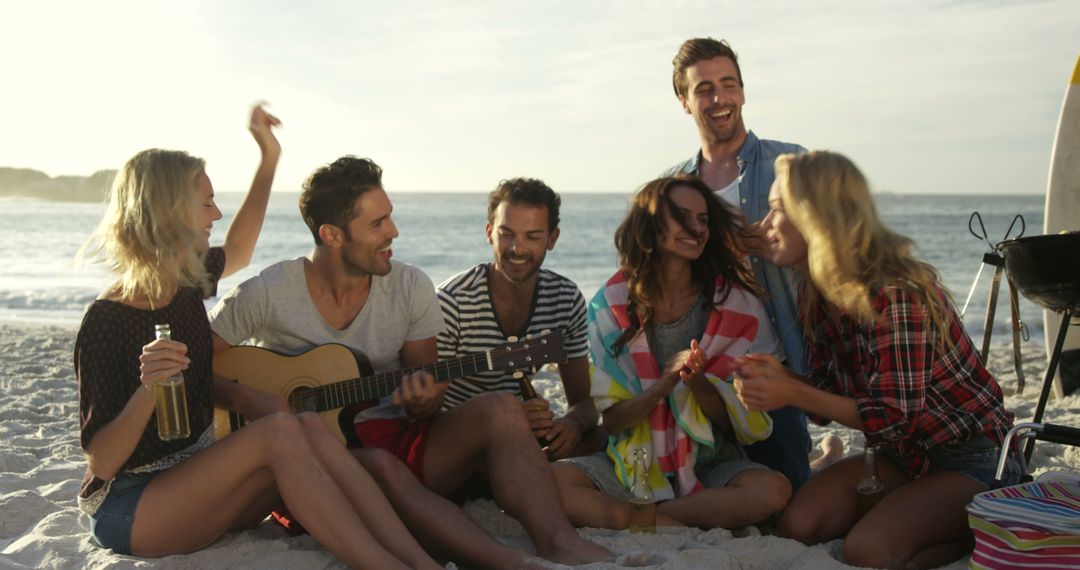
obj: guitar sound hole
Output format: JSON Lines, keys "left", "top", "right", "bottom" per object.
{"left": 290, "top": 387, "right": 319, "bottom": 414}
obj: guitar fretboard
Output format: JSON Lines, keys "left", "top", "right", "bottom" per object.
{"left": 290, "top": 350, "right": 502, "bottom": 411}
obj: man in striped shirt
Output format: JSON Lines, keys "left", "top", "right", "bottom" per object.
{"left": 437, "top": 178, "right": 602, "bottom": 459}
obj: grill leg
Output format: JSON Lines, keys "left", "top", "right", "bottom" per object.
{"left": 1025, "top": 309, "right": 1074, "bottom": 462}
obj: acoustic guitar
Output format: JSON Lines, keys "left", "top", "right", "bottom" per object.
{"left": 212, "top": 330, "right": 566, "bottom": 442}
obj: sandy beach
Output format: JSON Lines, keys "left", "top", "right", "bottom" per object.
{"left": 2, "top": 321, "right": 1078, "bottom": 569}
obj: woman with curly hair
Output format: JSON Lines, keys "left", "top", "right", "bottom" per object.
{"left": 552, "top": 175, "right": 791, "bottom": 530}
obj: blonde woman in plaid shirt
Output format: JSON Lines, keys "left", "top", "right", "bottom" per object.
{"left": 733, "top": 150, "right": 1017, "bottom": 569}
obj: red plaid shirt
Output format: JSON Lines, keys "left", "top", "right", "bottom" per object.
{"left": 806, "top": 285, "right": 1013, "bottom": 477}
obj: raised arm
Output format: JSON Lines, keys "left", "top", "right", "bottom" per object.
{"left": 221, "top": 103, "right": 282, "bottom": 277}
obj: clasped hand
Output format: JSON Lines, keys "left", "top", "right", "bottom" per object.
{"left": 659, "top": 339, "right": 708, "bottom": 394}
{"left": 732, "top": 353, "right": 796, "bottom": 411}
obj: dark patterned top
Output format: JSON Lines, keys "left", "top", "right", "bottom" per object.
{"left": 806, "top": 284, "right": 1014, "bottom": 477}
{"left": 75, "top": 248, "right": 225, "bottom": 500}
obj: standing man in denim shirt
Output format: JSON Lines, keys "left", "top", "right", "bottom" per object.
{"left": 662, "top": 37, "right": 814, "bottom": 489}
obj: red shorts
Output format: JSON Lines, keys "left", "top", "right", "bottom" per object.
{"left": 353, "top": 418, "right": 431, "bottom": 484}
{"left": 270, "top": 416, "right": 431, "bottom": 536}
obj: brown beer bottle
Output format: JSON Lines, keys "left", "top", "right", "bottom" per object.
{"left": 152, "top": 324, "right": 190, "bottom": 441}
{"left": 515, "top": 371, "right": 551, "bottom": 447}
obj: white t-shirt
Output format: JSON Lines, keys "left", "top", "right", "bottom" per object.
{"left": 714, "top": 176, "right": 741, "bottom": 210}
{"left": 208, "top": 258, "right": 444, "bottom": 418}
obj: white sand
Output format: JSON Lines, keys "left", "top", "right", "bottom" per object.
{"left": 2, "top": 322, "right": 1078, "bottom": 569}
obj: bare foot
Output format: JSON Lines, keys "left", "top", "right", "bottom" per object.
{"left": 540, "top": 530, "right": 614, "bottom": 565}
{"left": 516, "top": 553, "right": 559, "bottom": 570}
{"left": 809, "top": 433, "right": 845, "bottom": 472}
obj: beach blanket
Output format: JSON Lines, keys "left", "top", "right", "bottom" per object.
{"left": 588, "top": 272, "right": 772, "bottom": 500}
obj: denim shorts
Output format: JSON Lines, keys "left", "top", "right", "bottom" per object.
{"left": 923, "top": 435, "right": 1022, "bottom": 488}
{"left": 89, "top": 471, "right": 161, "bottom": 554}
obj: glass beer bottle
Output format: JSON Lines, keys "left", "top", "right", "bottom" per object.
{"left": 153, "top": 324, "right": 190, "bottom": 441}
{"left": 515, "top": 371, "right": 550, "bottom": 447}
{"left": 628, "top": 448, "right": 656, "bottom": 533}
{"left": 855, "top": 443, "right": 885, "bottom": 519}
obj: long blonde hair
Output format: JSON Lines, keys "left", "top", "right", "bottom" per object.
{"left": 775, "top": 151, "right": 953, "bottom": 346}
{"left": 80, "top": 149, "right": 210, "bottom": 302}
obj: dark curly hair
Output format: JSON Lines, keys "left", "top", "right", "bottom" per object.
{"left": 299, "top": 156, "right": 383, "bottom": 245}
{"left": 611, "top": 175, "right": 760, "bottom": 355}
{"left": 486, "top": 177, "right": 560, "bottom": 232}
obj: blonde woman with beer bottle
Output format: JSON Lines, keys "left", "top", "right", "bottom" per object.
{"left": 74, "top": 104, "right": 437, "bottom": 569}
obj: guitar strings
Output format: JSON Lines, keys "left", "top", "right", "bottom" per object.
{"left": 290, "top": 347, "right": 533, "bottom": 409}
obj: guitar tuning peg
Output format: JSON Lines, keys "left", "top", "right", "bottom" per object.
{"left": 507, "top": 336, "right": 519, "bottom": 343}
{"left": 512, "top": 371, "right": 524, "bottom": 379}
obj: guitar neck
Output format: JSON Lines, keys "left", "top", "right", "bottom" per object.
{"left": 313, "top": 351, "right": 497, "bottom": 411}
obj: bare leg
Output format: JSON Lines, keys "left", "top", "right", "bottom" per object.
{"left": 351, "top": 446, "right": 537, "bottom": 570}
{"left": 551, "top": 462, "right": 683, "bottom": 528}
{"left": 129, "top": 413, "right": 430, "bottom": 569}
{"left": 423, "top": 393, "right": 612, "bottom": 565}
{"left": 296, "top": 413, "right": 440, "bottom": 569}
{"left": 228, "top": 485, "right": 281, "bottom": 532}
{"left": 843, "top": 471, "right": 985, "bottom": 569}
{"left": 657, "top": 468, "right": 791, "bottom": 528}
{"left": 779, "top": 453, "right": 909, "bottom": 545}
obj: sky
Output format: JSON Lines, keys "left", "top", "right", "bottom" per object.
{"left": 1, "top": 0, "right": 1078, "bottom": 195}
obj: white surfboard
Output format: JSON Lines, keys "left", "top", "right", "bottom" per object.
{"left": 1043, "top": 55, "right": 1080, "bottom": 398}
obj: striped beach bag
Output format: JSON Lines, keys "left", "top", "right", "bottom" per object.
{"left": 967, "top": 481, "right": 1080, "bottom": 569}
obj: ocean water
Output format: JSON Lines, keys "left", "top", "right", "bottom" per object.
{"left": 0, "top": 192, "right": 1048, "bottom": 347}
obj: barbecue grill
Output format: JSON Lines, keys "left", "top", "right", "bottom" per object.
{"left": 999, "top": 232, "right": 1080, "bottom": 460}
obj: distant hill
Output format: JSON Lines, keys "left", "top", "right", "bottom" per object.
{"left": 0, "top": 167, "right": 115, "bottom": 202}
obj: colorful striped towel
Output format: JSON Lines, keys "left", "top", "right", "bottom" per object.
{"left": 967, "top": 481, "right": 1080, "bottom": 569}
{"left": 588, "top": 271, "right": 773, "bottom": 500}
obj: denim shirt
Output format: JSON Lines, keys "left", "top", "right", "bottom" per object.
{"left": 662, "top": 130, "right": 810, "bottom": 373}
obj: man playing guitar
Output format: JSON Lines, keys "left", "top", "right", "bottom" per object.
{"left": 208, "top": 156, "right": 610, "bottom": 568}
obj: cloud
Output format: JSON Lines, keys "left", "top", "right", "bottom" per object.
{"left": 1, "top": 0, "right": 1077, "bottom": 194}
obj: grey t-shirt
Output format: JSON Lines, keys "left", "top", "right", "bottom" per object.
{"left": 208, "top": 257, "right": 444, "bottom": 418}
{"left": 647, "top": 291, "right": 785, "bottom": 370}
